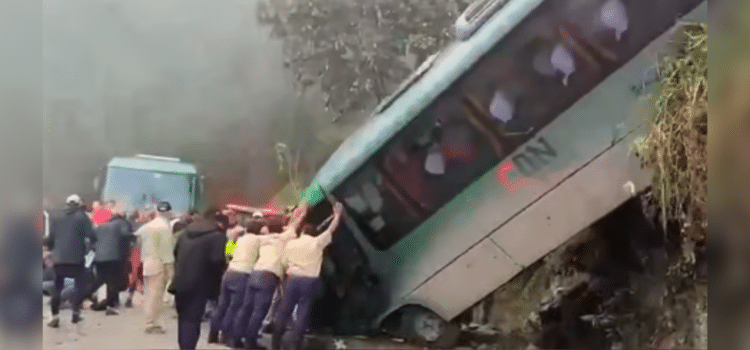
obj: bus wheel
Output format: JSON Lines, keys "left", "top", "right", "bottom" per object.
{"left": 399, "top": 306, "right": 460, "bottom": 349}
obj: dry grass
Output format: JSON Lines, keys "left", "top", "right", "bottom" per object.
{"left": 633, "top": 23, "right": 707, "bottom": 242}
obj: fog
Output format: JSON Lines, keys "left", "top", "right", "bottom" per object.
{"left": 43, "top": 0, "right": 299, "bottom": 206}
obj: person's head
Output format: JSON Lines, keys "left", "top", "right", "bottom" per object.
{"left": 156, "top": 201, "right": 172, "bottom": 219}
{"left": 203, "top": 206, "right": 220, "bottom": 220}
{"left": 92, "top": 201, "right": 101, "bottom": 211}
{"left": 246, "top": 220, "right": 263, "bottom": 234}
{"left": 216, "top": 214, "right": 230, "bottom": 230}
{"left": 227, "top": 212, "right": 239, "bottom": 227}
{"left": 65, "top": 194, "right": 82, "bottom": 209}
{"left": 259, "top": 225, "right": 270, "bottom": 235}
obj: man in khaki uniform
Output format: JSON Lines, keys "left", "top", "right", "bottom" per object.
{"left": 138, "top": 201, "right": 175, "bottom": 334}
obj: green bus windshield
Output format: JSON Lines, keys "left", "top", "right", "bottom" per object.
{"left": 101, "top": 167, "right": 195, "bottom": 213}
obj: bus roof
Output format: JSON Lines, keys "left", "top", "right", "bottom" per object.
{"left": 107, "top": 156, "right": 197, "bottom": 175}
{"left": 304, "top": 0, "right": 543, "bottom": 204}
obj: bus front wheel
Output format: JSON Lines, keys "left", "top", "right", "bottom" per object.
{"left": 398, "top": 306, "right": 460, "bottom": 349}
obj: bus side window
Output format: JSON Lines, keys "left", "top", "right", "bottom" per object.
{"left": 334, "top": 164, "right": 425, "bottom": 250}
{"left": 380, "top": 94, "right": 501, "bottom": 215}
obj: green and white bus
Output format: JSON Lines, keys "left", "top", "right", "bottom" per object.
{"left": 302, "top": 0, "right": 707, "bottom": 345}
{"left": 94, "top": 154, "right": 205, "bottom": 216}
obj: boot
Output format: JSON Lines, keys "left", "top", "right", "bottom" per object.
{"left": 71, "top": 313, "right": 83, "bottom": 324}
{"left": 47, "top": 316, "right": 60, "bottom": 328}
{"left": 230, "top": 338, "right": 245, "bottom": 349}
{"left": 124, "top": 295, "right": 133, "bottom": 308}
{"left": 207, "top": 329, "right": 219, "bottom": 344}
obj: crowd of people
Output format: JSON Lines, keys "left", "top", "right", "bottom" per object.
{"left": 43, "top": 193, "right": 344, "bottom": 350}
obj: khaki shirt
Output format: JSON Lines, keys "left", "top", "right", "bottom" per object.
{"left": 228, "top": 234, "right": 261, "bottom": 274}
{"left": 283, "top": 226, "right": 334, "bottom": 278}
{"left": 254, "top": 227, "right": 296, "bottom": 278}
{"left": 138, "top": 217, "right": 174, "bottom": 277}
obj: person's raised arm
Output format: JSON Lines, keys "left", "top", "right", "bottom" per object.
{"left": 317, "top": 203, "right": 344, "bottom": 248}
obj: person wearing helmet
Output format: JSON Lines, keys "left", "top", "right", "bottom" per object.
{"left": 44, "top": 194, "right": 96, "bottom": 328}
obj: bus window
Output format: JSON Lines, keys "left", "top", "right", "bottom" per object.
{"left": 333, "top": 163, "right": 426, "bottom": 250}
{"left": 381, "top": 94, "right": 501, "bottom": 221}
{"left": 458, "top": 0, "right": 701, "bottom": 135}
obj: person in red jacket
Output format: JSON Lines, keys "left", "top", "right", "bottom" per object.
{"left": 91, "top": 201, "right": 113, "bottom": 226}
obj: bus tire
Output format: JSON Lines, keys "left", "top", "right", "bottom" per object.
{"left": 399, "top": 306, "right": 460, "bottom": 349}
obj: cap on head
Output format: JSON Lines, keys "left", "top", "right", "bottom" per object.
{"left": 157, "top": 201, "right": 172, "bottom": 213}
{"left": 66, "top": 194, "right": 82, "bottom": 206}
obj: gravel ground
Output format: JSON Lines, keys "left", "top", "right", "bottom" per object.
{"left": 42, "top": 294, "right": 424, "bottom": 350}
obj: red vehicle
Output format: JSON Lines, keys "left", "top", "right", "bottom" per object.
{"left": 224, "top": 204, "right": 287, "bottom": 231}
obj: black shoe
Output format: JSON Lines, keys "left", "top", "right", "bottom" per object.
{"left": 72, "top": 314, "right": 83, "bottom": 324}
{"left": 230, "top": 338, "right": 244, "bottom": 349}
{"left": 92, "top": 303, "right": 106, "bottom": 311}
{"left": 47, "top": 318, "right": 60, "bottom": 328}
{"left": 124, "top": 298, "right": 133, "bottom": 308}
{"left": 262, "top": 323, "right": 274, "bottom": 334}
{"left": 207, "top": 329, "right": 219, "bottom": 344}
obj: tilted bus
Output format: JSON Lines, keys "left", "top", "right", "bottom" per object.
{"left": 299, "top": 0, "right": 707, "bottom": 346}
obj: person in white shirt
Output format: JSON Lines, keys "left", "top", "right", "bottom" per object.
{"left": 139, "top": 201, "right": 175, "bottom": 334}
{"left": 272, "top": 202, "right": 344, "bottom": 350}
{"left": 233, "top": 205, "right": 308, "bottom": 349}
{"left": 208, "top": 217, "right": 260, "bottom": 346}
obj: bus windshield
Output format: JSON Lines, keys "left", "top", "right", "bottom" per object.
{"left": 101, "top": 167, "right": 194, "bottom": 213}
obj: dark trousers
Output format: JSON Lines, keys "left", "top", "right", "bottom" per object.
{"left": 272, "top": 276, "right": 320, "bottom": 350}
{"left": 210, "top": 269, "right": 249, "bottom": 339}
{"left": 234, "top": 270, "right": 279, "bottom": 346}
{"left": 50, "top": 264, "right": 86, "bottom": 317}
{"left": 91, "top": 261, "right": 124, "bottom": 308}
{"left": 175, "top": 291, "right": 210, "bottom": 350}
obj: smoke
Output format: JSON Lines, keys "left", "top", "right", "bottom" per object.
{"left": 43, "top": 0, "right": 296, "bottom": 205}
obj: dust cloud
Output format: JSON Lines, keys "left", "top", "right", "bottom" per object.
{"left": 43, "top": 0, "right": 300, "bottom": 206}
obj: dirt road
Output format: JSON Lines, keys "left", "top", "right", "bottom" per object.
{"left": 42, "top": 295, "right": 424, "bottom": 350}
